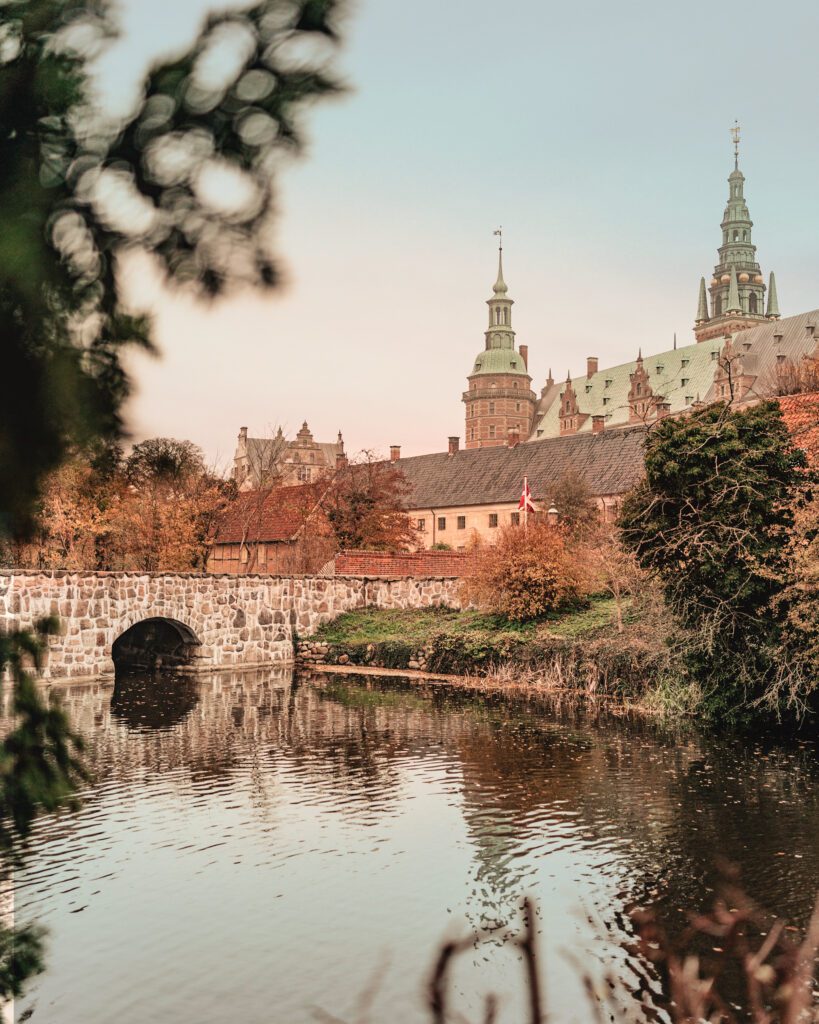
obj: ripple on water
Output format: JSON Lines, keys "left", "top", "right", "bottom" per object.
{"left": 11, "top": 669, "right": 819, "bottom": 1024}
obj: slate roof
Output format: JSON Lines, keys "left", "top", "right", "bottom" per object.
{"left": 214, "top": 483, "right": 327, "bottom": 544}
{"left": 531, "top": 310, "right": 819, "bottom": 439}
{"left": 395, "top": 427, "right": 647, "bottom": 509}
{"left": 779, "top": 392, "right": 819, "bottom": 467}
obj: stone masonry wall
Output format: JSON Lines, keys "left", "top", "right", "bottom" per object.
{"left": 0, "top": 571, "right": 462, "bottom": 681}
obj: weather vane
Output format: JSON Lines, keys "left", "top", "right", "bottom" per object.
{"left": 493, "top": 225, "right": 503, "bottom": 251}
{"left": 731, "top": 120, "right": 741, "bottom": 168}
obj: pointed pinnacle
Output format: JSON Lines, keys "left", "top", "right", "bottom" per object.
{"left": 493, "top": 247, "right": 508, "bottom": 295}
{"left": 696, "top": 277, "right": 710, "bottom": 323}
{"left": 726, "top": 266, "right": 742, "bottom": 313}
{"left": 766, "top": 271, "right": 780, "bottom": 319}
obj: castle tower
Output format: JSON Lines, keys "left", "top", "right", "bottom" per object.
{"left": 462, "top": 236, "right": 536, "bottom": 449}
{"left": 694, "top": 125, "right": 778, "bottom": 342}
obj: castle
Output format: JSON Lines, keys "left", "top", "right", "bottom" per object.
{"left": 462, "top": 133, "right": 816, "bottom": 450}
{"left": 233, "top": 422, "right": 345, "bottom": 490}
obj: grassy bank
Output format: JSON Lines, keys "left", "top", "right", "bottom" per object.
{"left": 299, "top": 599, "right": 686, "bottom": 709}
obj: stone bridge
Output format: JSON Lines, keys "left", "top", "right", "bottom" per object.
{"left": 0, "top": 571, "right": 462, "bottom": 681}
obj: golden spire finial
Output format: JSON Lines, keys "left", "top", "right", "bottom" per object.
{"left": 730, "top": 120, "right": 741, "bottom": 169}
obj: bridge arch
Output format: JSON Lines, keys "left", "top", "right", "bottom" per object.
{"left": 112, "top": 617, "right": 201, "bottom": 674}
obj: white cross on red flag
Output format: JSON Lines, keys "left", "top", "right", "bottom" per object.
{"left": 518, "top": 476, "right": 537, "bottom": 514}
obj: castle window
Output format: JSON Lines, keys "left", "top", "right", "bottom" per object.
{"left": 711, "top": 350, "right": 718, "bottom": 360}
{"left": 488, "top": 513, "right": 498, "bottom": 528}
{"left": 537, "top": 429, "right": 543, "bottom": 437}
{"left": 604, "top": 379, "right": 612, "bottom": 388}
{"left": 603, "top": 397, "right": 610, "bottom": 405}
{"left": 680, "top": 378, "right": 689, "bottom": 387}
{"left": 681, "top": 358, "right": 689, "bottom": 367}
{"left": 685, "top": 395, "right": 693, "bottom": 404}
{"left": 510, "top": 512, "right": 520, "bottom": 526}
{"left": 748, "top": 292, "right": 758, "bottom": 313}
{"left": 437, "top": 517, "right": 446, "bottom": 531}
{"left": 743, "top": 230, "right": 748, "bottom": 241}
{"left": 488, "top": 401, "right": 495, "bottom": 413}
{"left": 585, "top": 384, "right": 592, "bottom": 392}
{"left": 417, "top": 518, "right": 426, "bottom": 532}
{"left": 714, "top": 295, "right": 722, "bottom": 316}
{"left": 489, "top": 425, "right": 495, "bottom": 438}
{"left": 457, "top": 516, "right": 466, "bottom": 530}
{"left": 516, "top": 402, "right": 521, "bottom": 411}
{"left": 733, "top": 230, "right": 739, "bottom": 241}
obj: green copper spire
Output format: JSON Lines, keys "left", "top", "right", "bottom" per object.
{"left": 695, "top": 126, "right": 770, "bottom": 341}
{"left": 493, "top": 245, "right": 508, "bottom": 295}
{"left": 696, "top": 277, "right": 710, "bottom": 323}
{"left": 766, "top": 271, "right": 780, "bottom": 319}
{"left": 726, "top": 265, "right": 741, "bottom": 313}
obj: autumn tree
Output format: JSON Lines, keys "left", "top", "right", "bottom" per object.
{"left": 111, "top": 438, "right": 230, "bottom": 572}
{"left": 550, "top": 468, "right": 599, "bottom": 537}
{"left": 463, "top": 522, "right": 590, "bottom": 622}
{"left": 320, "top": 453, "right": 416, "bottom": 551}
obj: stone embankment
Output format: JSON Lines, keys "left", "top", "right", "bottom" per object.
{"left": 298, "top": 639, "right": 436, "bottom": 672}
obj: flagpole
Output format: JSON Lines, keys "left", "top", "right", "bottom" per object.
{"left": 523, "top": 475, "right": 528, "bottom": 533}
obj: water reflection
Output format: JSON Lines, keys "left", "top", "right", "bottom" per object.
{"left": 13, "top": 669, "right": 819, "bottom": 1024}
{"left": 111, "top": 672, "right": 201, "bottom": 731}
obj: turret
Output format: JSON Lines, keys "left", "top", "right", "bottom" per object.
{"left": 463, "top": 233, "right": 536, "bottom": 449}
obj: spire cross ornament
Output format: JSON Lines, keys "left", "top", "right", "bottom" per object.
{"left": 493, "top": 226, "right": 503, "bottom": 251}
{"left": 731, "top": 120, "right": 741, "bottom": 168}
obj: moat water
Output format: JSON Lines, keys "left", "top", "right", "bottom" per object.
{"left": 11, "top": 669, "right": 819, "bottom": 1023}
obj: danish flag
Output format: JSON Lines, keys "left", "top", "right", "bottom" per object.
{"left": 518, "top": 476, "right": 537, "bottom": 515}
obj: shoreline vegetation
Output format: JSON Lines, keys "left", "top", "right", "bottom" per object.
{"left": 296, "top": 600, "right": 696, "bottom": 720}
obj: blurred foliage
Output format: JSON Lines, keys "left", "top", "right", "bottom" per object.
{"left": 1, "top": 0, "right": 344, "bottom": 538}
{"left": 0, "top": 0, "right": 344, "bottom": 1000}
{"left": 0, "top": 621, "right": 86, "bottom": 999}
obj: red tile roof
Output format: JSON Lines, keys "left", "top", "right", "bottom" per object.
{"left": 779, "top": 392, "right": 819, "bottom": 467}
{"left": 214, "top": 483, "right": 327, "bottom": 544}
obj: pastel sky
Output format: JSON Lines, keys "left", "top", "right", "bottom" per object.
{"left": 99, "top": 0, "right": 819, "bottom": 468}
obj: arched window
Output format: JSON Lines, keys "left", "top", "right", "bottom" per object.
{"left": 714, "top": 294, "right": 722, "bottom": 316}
{"left": 748, "top": 292, "right": 757, "bottom": 314}
{"left": 733, "top": 230, "right": 739, "bottom": 241}
{"left": 503, "top": 308, "right": 509, "bottom": 325}
{"left": 742, "top": 230, "right": 747, "bottom": 241}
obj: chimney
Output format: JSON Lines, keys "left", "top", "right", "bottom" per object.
{"left": 507, "top": 427, "right": 520, "bottom": 448}
{"left": 591, "top": 415, "right": 605, "bottom": 433}
{"left": 655, "top": 401, "right": 671, "bottom": 419}
{"left": 519, "top": 344, "right": 529, "bottom": 370}
{"left": 390, "top": 445, "right": 401, "bottom": 462}
{"left": 238, "top": 426, "right": 248, "bottom": 452}
{"left": 587, "top": 356, "right": 598, "bottom": 379}
{"left": 448, "top": 436, "right": 460, "bottom": 455}
{"left": 335, "top": 451, "right": 348, "bottom": 469}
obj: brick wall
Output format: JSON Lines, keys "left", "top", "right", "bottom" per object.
{"left": 333, "top": 549, "right": 476, "bottom": 578}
